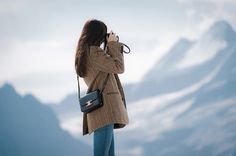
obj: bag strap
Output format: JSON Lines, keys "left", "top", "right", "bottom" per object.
{"left": 77, "top": 72, "right": 110, "bottom": 99}
{"left": 99, "top": 73, "right": 110, "bottom": 93}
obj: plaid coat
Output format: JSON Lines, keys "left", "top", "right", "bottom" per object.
{"left": 82, "top": 41, "right": 129, "bottom": 135}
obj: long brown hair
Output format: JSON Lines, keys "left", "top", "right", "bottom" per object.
{"left": 75, "top": 19, "right": 107, "bottom": 77}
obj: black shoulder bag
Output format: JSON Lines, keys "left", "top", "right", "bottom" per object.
{"left": 77, "top": 72, "right": 109, "bottom": 113}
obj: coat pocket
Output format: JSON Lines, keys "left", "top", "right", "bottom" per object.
{"left": 106, "top": 91, "right": 119, "bottom": 95}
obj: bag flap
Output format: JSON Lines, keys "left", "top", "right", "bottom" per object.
{"left": 79, "top": 89, "right": 101, "bottom": 106}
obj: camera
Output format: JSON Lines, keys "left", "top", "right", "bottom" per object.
{"left": 104, "top": 32, "right": 130, "bottom": 54}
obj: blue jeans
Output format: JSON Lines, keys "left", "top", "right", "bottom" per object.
{"left": 93, "top": 124, "right": 115, "bottom": 156}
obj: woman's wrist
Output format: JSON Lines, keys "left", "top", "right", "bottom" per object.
{"left": 107, "top": 40, "right": 118, "bottom": 43}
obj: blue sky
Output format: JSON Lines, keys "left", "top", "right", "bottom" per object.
{"left": 0, "top": 0, "right": 236, "bottom": 103}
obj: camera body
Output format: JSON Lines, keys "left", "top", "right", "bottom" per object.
{"left": 103, "top": 32, "right": 130, "bottom": 54}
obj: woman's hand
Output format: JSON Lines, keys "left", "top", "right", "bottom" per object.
{"left": 106, "top": 30, "right": 118, "bottom": 42}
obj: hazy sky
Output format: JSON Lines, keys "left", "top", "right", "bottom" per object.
{"left": 0, "top": 0, "right": 236, "bottom": 103}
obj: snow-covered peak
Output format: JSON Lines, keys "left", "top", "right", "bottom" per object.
{"left": 202, "top": 20, "right": 236, "bottom": 42}
{"left": 175, "top": 20, "right": 235, "bottom": 69}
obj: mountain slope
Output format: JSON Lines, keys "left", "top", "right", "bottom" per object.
{"left": 131, "top": 20, "right": 236, "bottom": 101}
{"left": 0, "top": 83, "right": 91, "bottom": 156}
{"left": 115, "top": 20, "right": 236, "bottom": 156}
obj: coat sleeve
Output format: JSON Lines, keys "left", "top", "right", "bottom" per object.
{"left": 90, "top": 41, "right": 124, "bottom": 74}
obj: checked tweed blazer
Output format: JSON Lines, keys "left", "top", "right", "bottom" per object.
{"left": 82, "top": 41, "right": 129, "bottom": 135}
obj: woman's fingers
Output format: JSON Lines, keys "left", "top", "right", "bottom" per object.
{"left": 107, "top": 30, "right": 118, "bottom": 42}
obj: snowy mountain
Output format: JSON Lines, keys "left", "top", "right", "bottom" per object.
{"left": 117, "top": 20, "right": 236, "bottom": 156}
{"left": 130, "top": 20, "right": 236, "bottom": 101}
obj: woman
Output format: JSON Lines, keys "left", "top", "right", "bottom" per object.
{"left": 75, "top": 19, "right": 129, "bottom": 156}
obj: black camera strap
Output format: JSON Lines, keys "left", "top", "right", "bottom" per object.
{"left": 120, "top": 42, "right": 131, "bottom": 54}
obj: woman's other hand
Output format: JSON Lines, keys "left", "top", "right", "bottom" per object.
{"left": 107, "top": 30, "right": 118, "bottom": 42}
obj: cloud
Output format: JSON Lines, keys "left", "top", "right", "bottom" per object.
{"left": 7, "top": 71, "right": 78, "bottom": 104}
{"left": 177, "top": 0, "right": 236, "bottom": 39}
{"left": 176, "top": 40, "right": 227, "bottom": 69}
{"left": 0, "top": 0, "right": 26, "bottom": 14}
